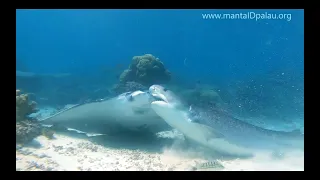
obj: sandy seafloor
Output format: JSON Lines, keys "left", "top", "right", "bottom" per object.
{"left": 16, "top": 107, "right": 304, "bottom": 171}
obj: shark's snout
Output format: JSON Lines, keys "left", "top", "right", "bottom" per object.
{"left": 149, "top": 85, "right": 158, "bottom": 92}
{"left": 149, "top": 85, "right": 169, "bottom": 103}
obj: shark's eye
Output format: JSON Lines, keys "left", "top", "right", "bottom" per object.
{"left": 163, "top": 88, "right": 168, "bottom": 92}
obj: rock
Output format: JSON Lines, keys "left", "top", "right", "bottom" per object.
{"left": 41, "top": 128, "right": 55, "bottom": 139}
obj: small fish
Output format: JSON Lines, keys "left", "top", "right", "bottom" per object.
{"left": 195, "top": 160, "right": 224, "bottom": 170}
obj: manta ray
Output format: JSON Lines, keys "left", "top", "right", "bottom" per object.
{"left": 149, "top": 85, "right": 304, "bottom": 158}
{"left": 39, "top": 90, "right": 171, "bottom": 136}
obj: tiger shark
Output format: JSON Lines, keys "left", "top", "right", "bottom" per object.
{"left": 149, "top": 85, "right": 304, "bottom": 158}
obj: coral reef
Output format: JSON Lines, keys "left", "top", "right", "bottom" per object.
{"left": 16, "top": 90, "right": 41, "bottom": 144}
{"left": 16, "top": 90, "right": 37, "bottom": 122}
{"left": 119, "top": 54, "right": 171, "bottom": 86}
{"left": 112, "top": 81, "right": 147, "bottom": 95}
{"left": 16, "top": 120, "right": 42, "bottom": 144}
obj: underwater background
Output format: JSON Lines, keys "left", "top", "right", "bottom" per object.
{"left": 16, "top": 9, "right": 303, "bottom": 124}
{"left": 16, "top": 9, "right": 304, "bottom": 171}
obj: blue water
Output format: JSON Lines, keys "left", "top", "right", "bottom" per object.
{"left": 16, "top": 9, "right": 304, "bottom": 125}
{"left": 16, "top": 9, "right": 303, "bottom": 78}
